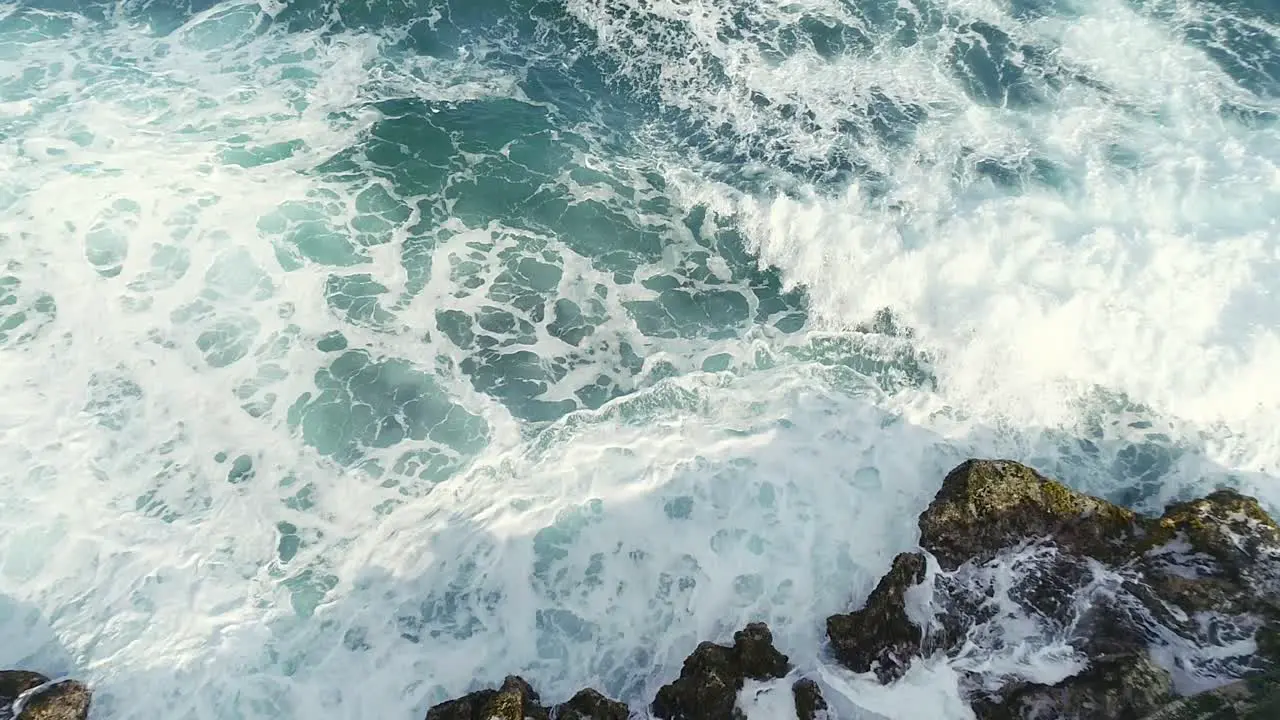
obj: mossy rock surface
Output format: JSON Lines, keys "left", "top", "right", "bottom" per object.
{"left": 791, "top": 679, "right": 828, "bottom": 720}
{"left": 918, "top": 459, "right": 1141, "bottom": 569}
{"left": 4, "top": 678, "right": 91, "bottom": 720}
{"left": 972, "top": 653, "right": 1173, "bottom": 720}
{"left": 556, "top": 689, "right": 628, "bottom": 720}
{"left": 0, "top": 671, "right": 48, "bottom": 707}
{"left": 1140, "top": 490, "right": 1280, "bottom": 578}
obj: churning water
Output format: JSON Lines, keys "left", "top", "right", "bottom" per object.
{"left": 0, "top": 0, "right": 1277, "bottom": 717}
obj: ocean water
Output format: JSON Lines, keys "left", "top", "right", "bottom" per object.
{"left": 0, "top": 0, "right": 1277, "bottom": 717}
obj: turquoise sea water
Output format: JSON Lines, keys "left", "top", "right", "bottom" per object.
{"left": 1, "top": 0, "right": 1278, "bottom": 717}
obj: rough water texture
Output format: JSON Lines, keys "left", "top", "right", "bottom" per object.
{"left": 420, "top": 458, "right": 1280, "bottom": 719}
{"left": 1, "top": 0, "right": 1279, "bottom": 718}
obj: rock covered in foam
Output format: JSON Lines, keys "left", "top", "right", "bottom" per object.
{"left": 421, "top": 623, "right": 826, "bottom": 720}
{"left": 0, "top": 672, "right": 91, "bottom": 720}
{"left": 651, "top": 622, "right": 791, "bottom": 720}
{"left": 555, "top": 689, "right": 629, "bottom": 720}
{"left": 424, "top": 676, "right": 548, "bottom": 720}
{"left": 824, "top": 459, "right": 1280, "bottom": 720}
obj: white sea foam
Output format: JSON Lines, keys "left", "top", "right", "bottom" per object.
{"left": 1, "top": 0, "right": 1278, "bottom": 718}
{"left": 572, "top": 0, "right": 1280, "bottom": 495}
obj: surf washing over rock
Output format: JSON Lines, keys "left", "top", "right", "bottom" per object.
{"left": 0, "top": 0, "right": 1278, "bottom": 718}
{"left": 419, "top": 459, "right": 1280, "bottom": 720}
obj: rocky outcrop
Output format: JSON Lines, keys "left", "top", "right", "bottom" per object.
{"left": 791, "top": 678, "right": 828, "bottom": 720}
{"left": 651, "top": 622, "right": 790, "bottom": 720}
{"left": 826, "top": 552, "right": 926, "bottom": 683}
{"left": 918, "top": 459, "right": 1142, "bottom": 569}
{"left": 556, "top": 689, "right": 629, "bottom": 720}
{"left": 824, "top": 459, "right": 1280, "bottom": 720}
{"left": 971, "top": 653, "right": 1174, "bottom": 720}
{"left": 423, "top": 459, "right": 1277, "bottom": 720}
{"left": 0, "top": 672, "right": 91, "bottom": 720}
{"left": 422, "top": 623, "right": 825, "bottom": 720}
{"left": 423, "top": 676, "right": 625, "bottom": 720}
{"left": 1139, "top": 671, "right": 1280, "bottom": 720}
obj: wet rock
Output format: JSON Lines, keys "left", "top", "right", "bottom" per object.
{"left": 791, "top": 679, "right": 828, "bottom": 720}
{"left": 425, "top": 678, "right": 632, "bottom": 720}
{"left": 826, "top": 552, "right": 927, "bottom": 683}
{"left": 425, "top": 676, "right": 548, "bottom": 720}
{"left": 652, "top": 622, "right": 790, "bottom": 720}
{"left": 555, "top": 689, "right": 629, "bottom": 720}
{"left": 823, "top": 458, "right": 1280, "bottom": 720}
{"left": 0, "top": 674, "right": 91, "bottom": 720}
{"left": 972, "top": 653, "right": 1173, "bottom": 720}
{"left": 1139, "top": 490, "right": 1280, "bottom": 617}
{"left": 1, "top": 672, "right": 47, "bottom": 713}
{"left": 1138, "top": 671, "right": 1280, "bottom": 720}
{"left": 918, "top": 459, "right": 1142, "bottom": 570}
{"left": 1257, "top": 623, "right": 1280, "bottom": 665}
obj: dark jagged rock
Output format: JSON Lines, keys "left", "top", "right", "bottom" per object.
{"left": 918, "top": 459, "right": 1142, "bottom": 570}
{"left": 826, "top": 552, "right": 926, "bottom": 683}
{"left": 824, "top": 459, "right": 1280, "bottom": 720}
{"left": 425, "top": 461, "right": 1279, "bottom": 720}
{"left": 651, "top": 622, "right": 790, "bottom": 720}
{"left": 425, "top": 676, "right": 547, "bottom": 720}
{"left": 425, "top": 678, "right": 629, "bottom": 720}
{"left": 1, "top": 672, "right": 47, "bottom": 714}
{"left": 1139, "top": 490, "right": 1280, "bottom": 618}
{"left": 555, "top": 689, "right": 629, "bottom": 720}
{"left": 0, "top": 673, "right": 91, "bottom": 720}
{"left": 14, "top": 681, "right": 91, "bottom": 720}
{"left": 971, "top": 653, "right": 1173, "bottom": 720}
{"left": 791, "top": 679, "right": 828, "bottom": 720}
{"left": 1138, "top": 671, "right": 1280, "bottom": 720}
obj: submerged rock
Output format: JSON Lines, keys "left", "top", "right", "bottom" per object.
{"left": 825, "top": 459, "right": 1280, "bottom": 720}
{"left": 424, "top": 676, "right": 625, "bottom": 720}
{"left": 651, "top": 622, "right": 790, "bottom": 720}
{"left": 0, "top": 672, "right": 91, "bottom": 720}
{"left": 826, "top": 552, "right": 926, "bottom": 683}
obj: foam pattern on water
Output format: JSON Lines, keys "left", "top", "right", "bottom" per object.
{"left": 0, "top": 0, "right": 1278, "bottom": 718}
